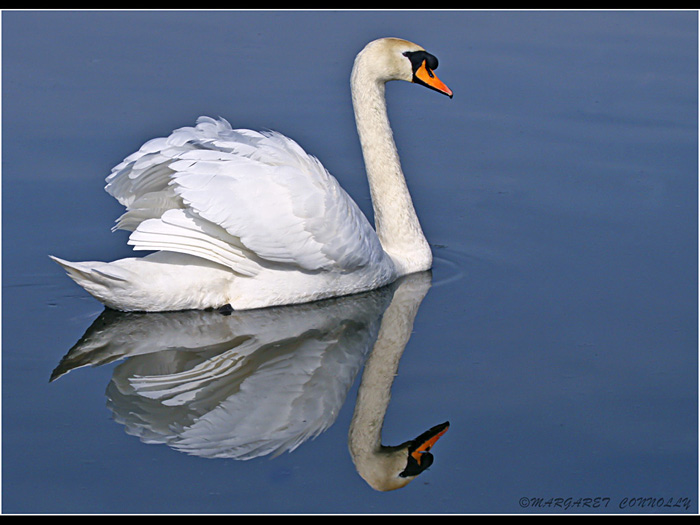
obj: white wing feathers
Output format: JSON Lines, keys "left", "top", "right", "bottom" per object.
{"left": 127, "top": 209, "right": 261, "bottom": 277}
{"left": 105, "top": 116, "right": 383, "bottom": 275}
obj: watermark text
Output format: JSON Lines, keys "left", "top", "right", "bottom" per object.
{"left": 519, "top": 496, "right": 692, "bottom": 512}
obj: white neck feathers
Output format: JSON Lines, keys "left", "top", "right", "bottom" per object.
{"left": 350, "top": 44, "right": 432, "bottom": 276}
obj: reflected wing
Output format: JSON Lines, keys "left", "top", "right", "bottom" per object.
{"left": 105, "top": 116, "right": 384, "bottom": 274}
{"left": 96, "top": 288, "right": 395, "bottom": 460}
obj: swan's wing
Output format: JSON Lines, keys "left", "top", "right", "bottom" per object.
{"left": 105, "top": 117, "right": 384, "bottom": 274}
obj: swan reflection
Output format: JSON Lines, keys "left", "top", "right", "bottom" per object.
{"left": 52, "top": 271, "right": 448, "bottom": 490}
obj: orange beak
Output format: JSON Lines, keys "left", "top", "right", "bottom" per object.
{"left": 410, "top": 421, "right": 450, "bottom": 463}
{"left": 414, "top": 60, "right": 453, "bottom": 98}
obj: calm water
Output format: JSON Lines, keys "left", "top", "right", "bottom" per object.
{"left": 2, "top": 10, "right": 697, "bottom": 514}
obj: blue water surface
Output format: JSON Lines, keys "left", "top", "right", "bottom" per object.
{"left": 2, "top": 10, "right": 697, "bottom": 514}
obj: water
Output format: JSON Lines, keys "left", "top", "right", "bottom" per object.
{"left": 2, "top": 10, "right": 697, "bottom": 514}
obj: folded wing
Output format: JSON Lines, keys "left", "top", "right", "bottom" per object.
{"left": 105, "top": 116, "right": 384, "bottom": 276}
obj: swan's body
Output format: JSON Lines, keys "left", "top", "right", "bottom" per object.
{"left": 52, "top": 37, "right": 452, "bottom": 312}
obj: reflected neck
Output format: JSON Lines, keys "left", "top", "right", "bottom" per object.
{"left": 348, "top": 273, "right": 432, "bottom": 491}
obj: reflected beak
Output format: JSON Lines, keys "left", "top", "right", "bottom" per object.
{"left": 409, "top": 420, "right": 450, "bottom": 462}
{"left": 414, "top": 60, "right": 453, "bottom": 98}
{"left": 399, "top": 421, "right": 450, "bottom": 478}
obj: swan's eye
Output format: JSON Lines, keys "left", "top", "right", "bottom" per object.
{"left": 403, "top": 50, "right": 439, "bottom": 74}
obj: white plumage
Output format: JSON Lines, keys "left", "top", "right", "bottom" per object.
{"left": 51, "top": 38, "right": 452, "bottom": 312}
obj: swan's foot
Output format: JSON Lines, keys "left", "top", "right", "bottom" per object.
{"left": 217, "top": 304, "right": 234, "bottom": 315}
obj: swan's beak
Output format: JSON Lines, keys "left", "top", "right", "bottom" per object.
{"left": 414, "top": 60, "right": 453, "bottom": 98}
{"left": 409, "top": 420, "right": 450, "bottom": 461}
{"left": 399, "top": 421, "right": 450, "bottom": 477}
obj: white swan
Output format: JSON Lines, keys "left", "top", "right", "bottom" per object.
{"left": 51, "top": 37, "right": 452, "bottom": 312}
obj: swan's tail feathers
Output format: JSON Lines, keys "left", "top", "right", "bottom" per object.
{"left": 49, "top": 255, "right": 134, "bottom": 308}
{"left": 50, "top": 256, "right": 130, "bottom": 283}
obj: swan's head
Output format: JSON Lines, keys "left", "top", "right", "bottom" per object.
{"left": 353, "top": 37, "right": 453, "bottom": 98}
{"left": 355, "top": 421, "right": 450, "bottom": 492}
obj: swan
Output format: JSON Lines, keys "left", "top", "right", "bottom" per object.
{"left": 51, "top": 37, "right": 452, "bottom": 312}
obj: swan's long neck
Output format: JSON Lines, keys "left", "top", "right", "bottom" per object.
{"left": 351, "top": 56, "right": 432, "bottom": 276}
